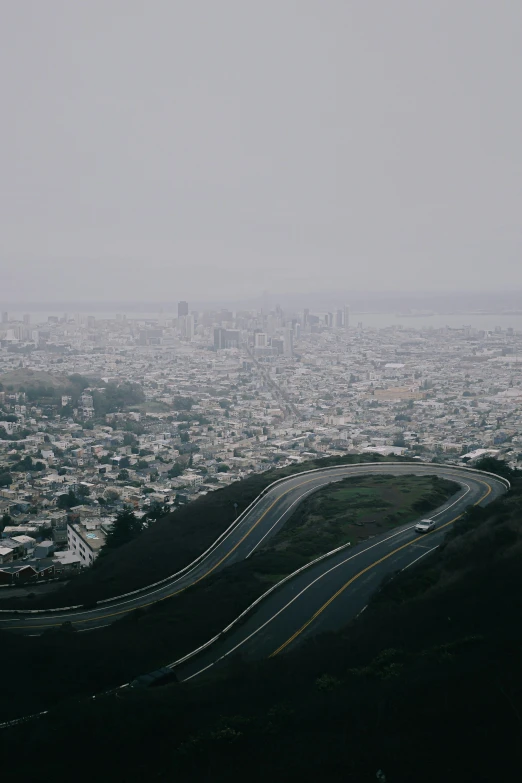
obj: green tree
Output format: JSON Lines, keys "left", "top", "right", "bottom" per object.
{"left": 57, "top": 489, "right": 80, "bottom": 510}
{"left": 474, "top": 456, "right": 514, "bottom": 479}
{"left": 123, "top": 420, "right": 145, "bottom": 435}
{"left": 173, "top": 396, "right": 194, "bottom": 411}
{"left": 146, "top": 503, "right": 168, "bottom": 522}
{"left": 103, "top": 508, "right": 143, "bottom": 549}
{"left": 168, "top": 462, "right": 184, "bottom": 478}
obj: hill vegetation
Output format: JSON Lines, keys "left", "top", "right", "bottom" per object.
{"left": 0, "top": 459, "right": 454, "bottom": 720}
{"left": 1, "top": 465, "right": 521, "bottom": 781}
{"left": 268, "top": 472, "right": 458, "bottom": 560}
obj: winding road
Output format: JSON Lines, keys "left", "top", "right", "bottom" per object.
{"left": 0, "top": 463, "right": 508, "bottom": 683}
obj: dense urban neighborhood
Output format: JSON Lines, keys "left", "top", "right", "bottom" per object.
{"left": 1, "top": 305, "right": 521, "bottom": 586}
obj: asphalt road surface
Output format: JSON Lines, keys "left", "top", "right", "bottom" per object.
{"left": 0, "top": 464, "right": 506, "bottom": 650}
{"left": 172, "top": 464, "right": 506, "bottom": 680}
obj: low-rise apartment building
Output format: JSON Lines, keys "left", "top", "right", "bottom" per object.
{"left": 67, "top": 521, "right": 106, "bottom": 566}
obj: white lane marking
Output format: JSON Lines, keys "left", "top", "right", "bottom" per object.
{"left": 180, "top": 523, "right": 418, "bottom": 681}
{"left": 430, "top": 481, "right": 471, "bottom": 518}
{"left": 401, "top": 545, "right": 439, "bottom": 571}
{"left": 245, "top": 482, "right": 335, "bottom": 558}
{"left": 182, "top": 662, "right": 215, "bottom": 681}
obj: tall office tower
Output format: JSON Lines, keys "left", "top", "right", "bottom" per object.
{"left": 294, "top": 322, "right": 301, "bottom": 339}
{"left": 1, "top": 312, "right": 8, "bottom": 323}
{"left": 214, "top": 327, "right": 226, "bottom": 349}
{"left": 343, "top": 304, "right": 350, "bottom": 330}
{"left": 255, "top": 332, "right": 268, "bottom": 348}
{"left": 284, "top": 327, "right": 294, "bottom": 358}
{"left": 178, "top": 300, "right": 189, "bottom": 317}
{"left": 336, "top": 309, "right": 343, "bottom": 327}
{"left": 303, "top": 308, "right": 309, "bottom": 326}
{"left": 23, "top": 313, "right": 30, "bottom": 325}
{"left": 327, "top": 312, "right": 334, "bottom": 328}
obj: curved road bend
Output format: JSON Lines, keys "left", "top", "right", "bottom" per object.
{"left": 175, "top": 466, "right": 505, "bottom": 681}
{"left": 0, "top": 465, "right": 506, "bottom": 638}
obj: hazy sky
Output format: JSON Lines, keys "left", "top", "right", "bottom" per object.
{"left": 1, "top": 0, "right": 521, "bottom": 303}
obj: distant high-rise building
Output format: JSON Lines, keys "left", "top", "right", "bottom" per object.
{"left": 178, "top": 301, "right": 189, "bottom": 317}
{"left": 284, "top": 327, "right": 294, "bottom": 358}
{"left": 214, "top": 327, "right": 226, "bottom": 349}
{"left": 271, "top": 338, "right": 284, "bottom": 354}
{"left": 343, "top": 305, "right": 350, "bottom": 330}
{"left": 1, "top": 312, "right": 8, "bottom": 323}
{"left": 23, "top": 313, "right": 30, "bottom": 325}
{"left": 335, "top": 309, "right": 343, "bottom": 328}
{"left": 255, "top": 332, "right": 268, "bottom": 348}
{"left": 214, "top": 327, "right": 240, "bottom": 349}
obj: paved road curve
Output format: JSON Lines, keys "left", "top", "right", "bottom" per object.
{"left": 0, "top": 464, "right": 506, "bottom": 645}
{"left": 169, "top": 464, "right": 506, "bottom": 681}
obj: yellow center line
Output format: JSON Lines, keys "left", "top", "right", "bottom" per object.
{"left": 269, "top": 480, "right": 492, "bottom": 657}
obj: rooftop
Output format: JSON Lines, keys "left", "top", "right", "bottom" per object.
{"left": 69, "top": 522, "right": 106, "bottom": 551}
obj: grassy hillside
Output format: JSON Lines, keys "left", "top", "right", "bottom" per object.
{"left": 2, "top": 471, "right": 520, "bottom": 782}
{"left": 267, "top": 473, "right": 458, "bottom": 560}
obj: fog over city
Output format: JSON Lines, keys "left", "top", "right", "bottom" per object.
{"left": 1, "top": 0, "right": 522, "bottom": 304}
{"left": 3, "top": 5, "right": 522, "bottom": 779}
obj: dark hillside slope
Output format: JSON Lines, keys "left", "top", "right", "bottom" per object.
{"left": 2, "top": 473, "right": 521, "bottom": 782}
